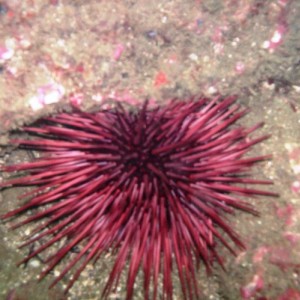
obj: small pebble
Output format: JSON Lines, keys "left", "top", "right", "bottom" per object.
{"left": 189, "top": 53, "right": 198, "bottom": 61}
{"left": 29, "top": 259, "right": 41, "bottom": 268}
{"left": 207, "top": 86, "right": 217, "bottom": 95}
{"left": 145, "top": 30, "right": 157, "bottom": 39}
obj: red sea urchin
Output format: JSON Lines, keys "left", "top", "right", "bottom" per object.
{"left": 0, "top": 96, "right": 276, "bottom": 299}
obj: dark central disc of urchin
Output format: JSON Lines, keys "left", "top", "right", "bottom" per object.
{"left": 0, "top": 96, "right": 276, "bottom": 300}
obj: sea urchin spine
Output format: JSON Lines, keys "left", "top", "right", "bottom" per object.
{"left": 0, "top": 96, "right": 276, "bottom": 300}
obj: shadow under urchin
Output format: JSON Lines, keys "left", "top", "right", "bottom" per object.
{"left": 0, "top": 96, "right": 277, "bottom": 300}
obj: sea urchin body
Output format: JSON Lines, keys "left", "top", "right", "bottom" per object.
{"left": 0, "top": 96, "right": 276, "bottom": 299}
